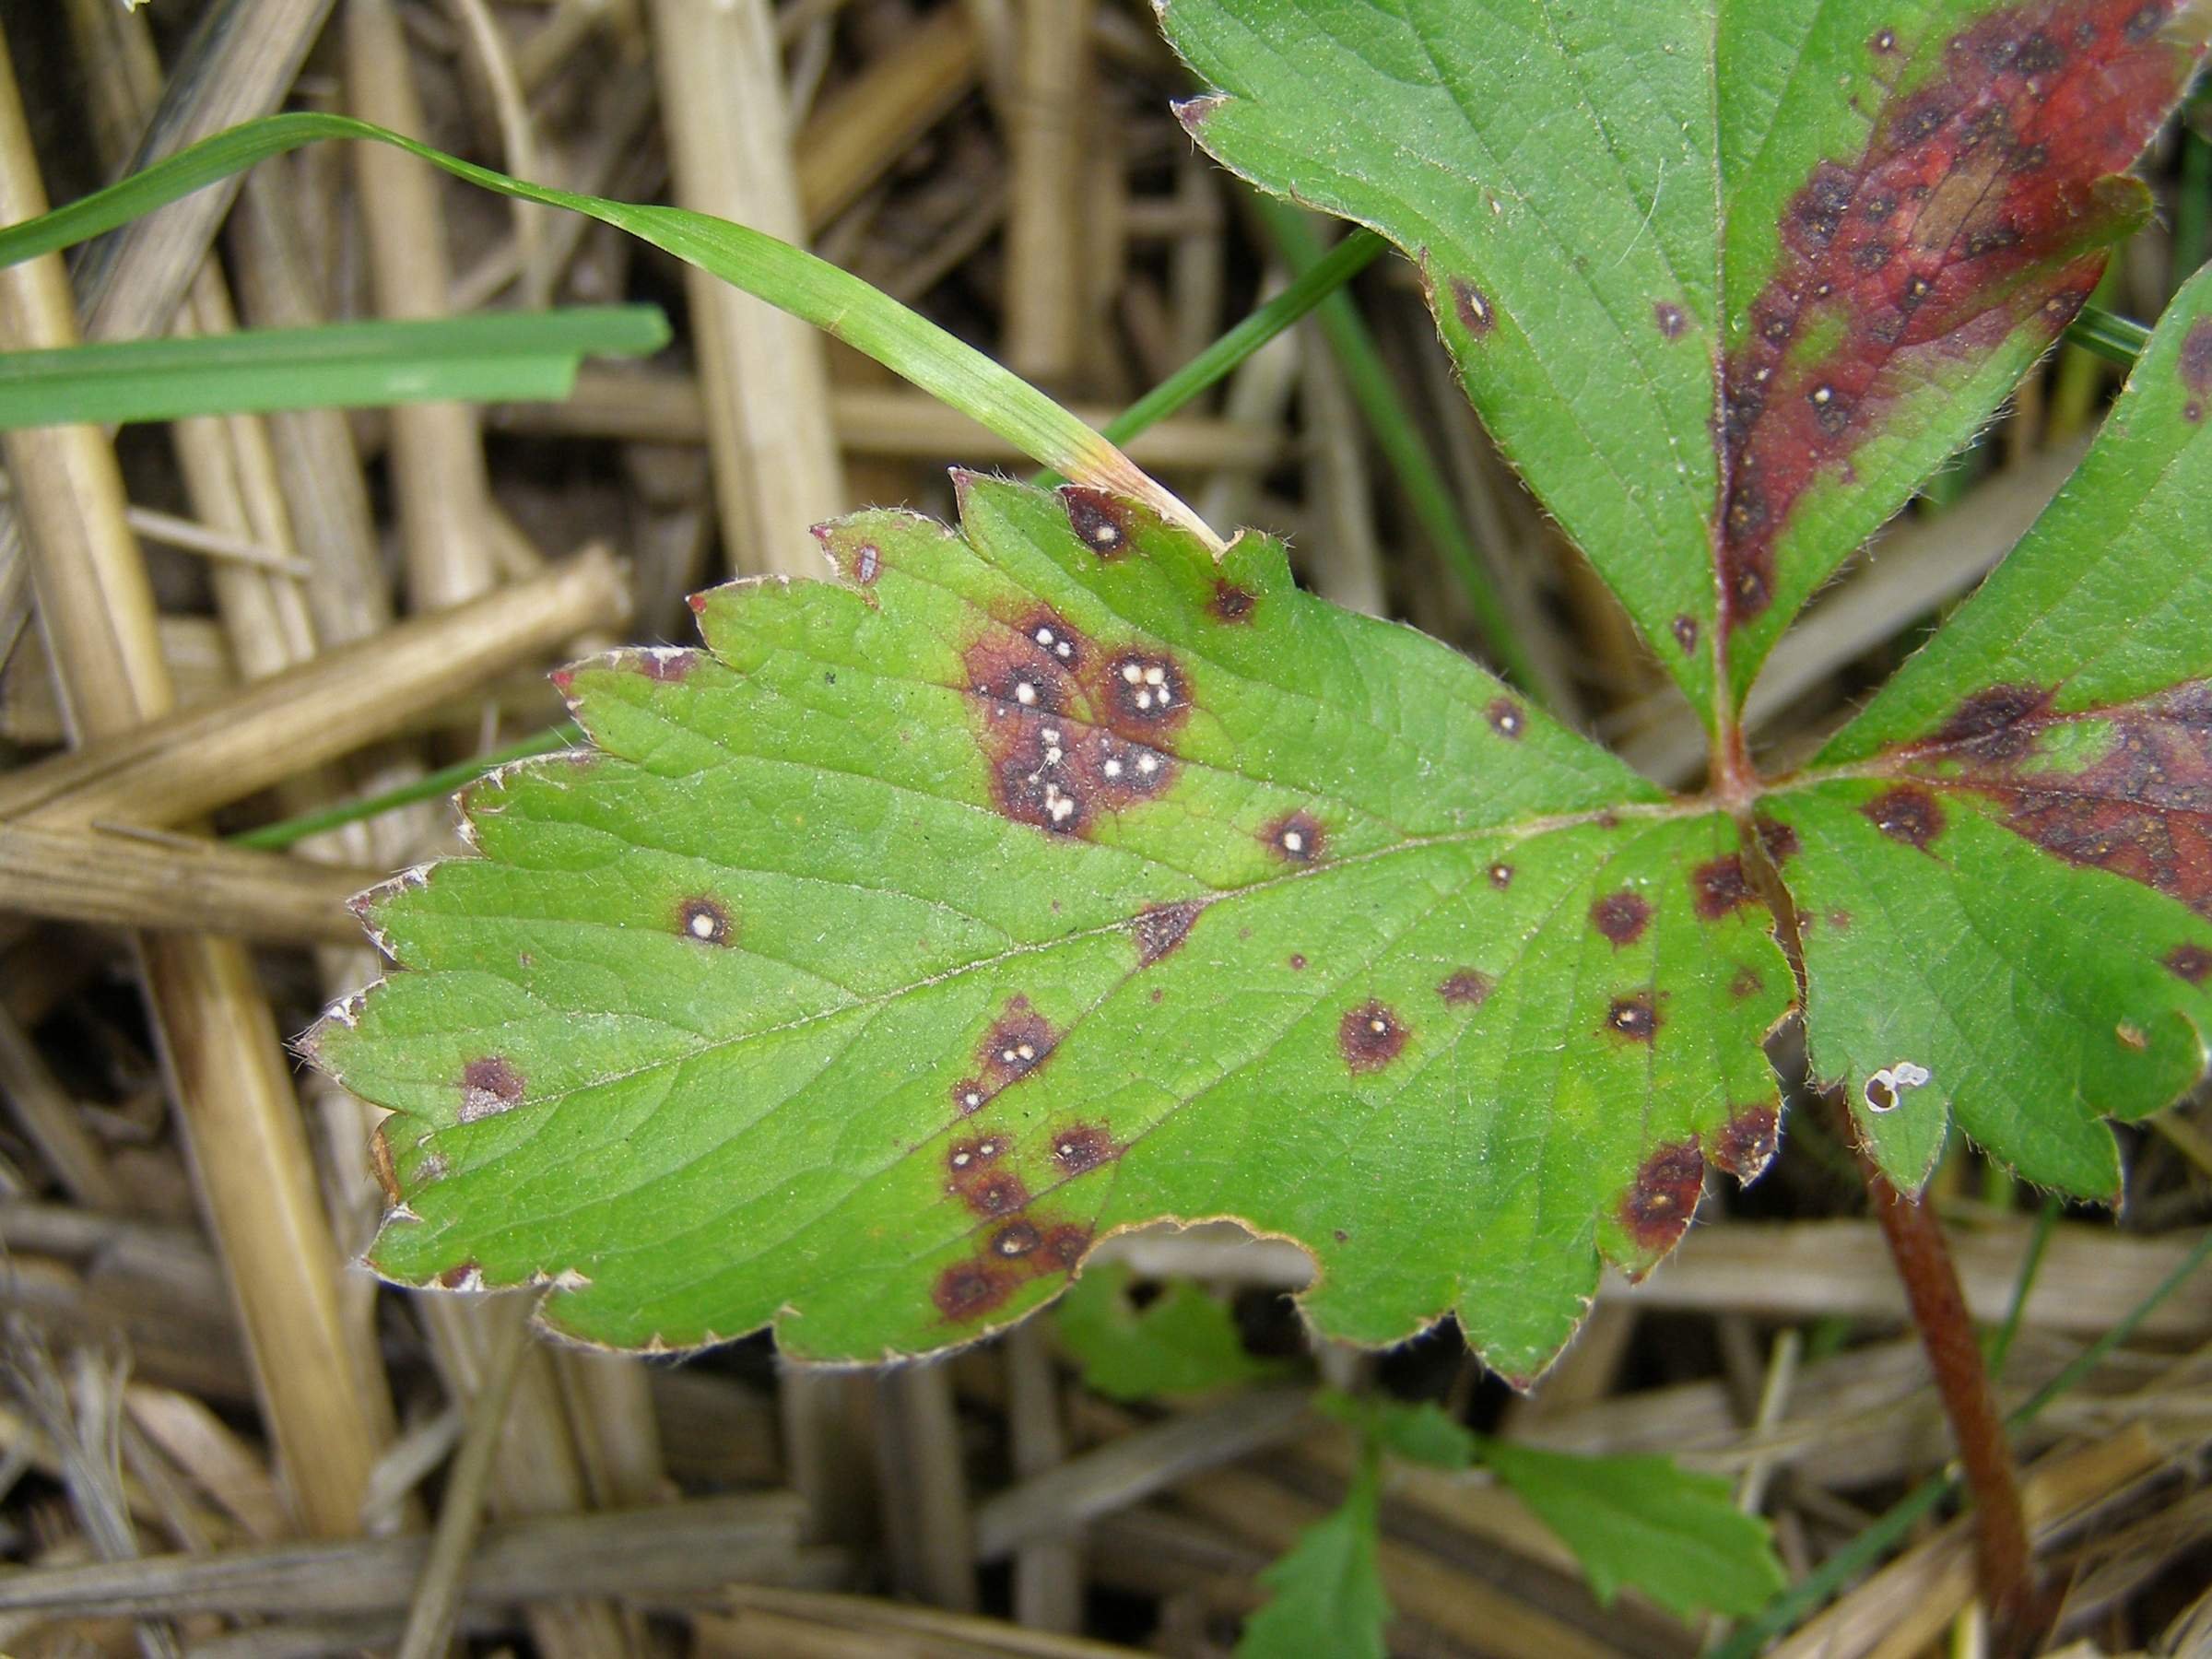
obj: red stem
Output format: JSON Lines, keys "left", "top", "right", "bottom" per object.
{"left": 1854, "top": 1142, "right": 2032, "bottom": 1630}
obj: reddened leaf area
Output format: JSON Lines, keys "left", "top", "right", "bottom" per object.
{"left": 1162, "top": 0, "right": 2208, "bottom": 717}
{"left": 1768, "top": 262, "right": 2212, "bottom": 1191}
{"left": 312, "top": 477, "right": 1789, "bottom": 1378}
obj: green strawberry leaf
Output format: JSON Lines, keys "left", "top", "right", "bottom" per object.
{"left": 313, "top": 476, "right": 1791, "bottom": 1379}
{"left": 1319, "top": 1391, "right": 1479, "bottom": 1472}
{"left": 1053, "top": 1261, "right": 1290, "bottom": 1399}
{"left": 1477, "top": 1438, "right": 1788, "bottom": 1619}
{"left": 1761, "top": 261, "right": 2212, "bottom": 1192}
{"left": 1160, "top": 0, "right": 2208, "bottom": 718}
{"left": 1238, "top": 1452, "right": 1391, "bottom": 1659}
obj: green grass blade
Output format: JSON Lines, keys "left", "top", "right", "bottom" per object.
{"left": 0, "top": 306, "right": 667, "bottom": 429}
{"left": 1253, "top": 198, "right": 1539, "bottom": 694}
{"left": 0, "top": 112, "right": 1216, "bottom": 547}
{"left": 2061, "top": 302, "right": 2155, "bottom": 368}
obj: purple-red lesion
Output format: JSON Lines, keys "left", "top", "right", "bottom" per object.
{"left": 1903, "top": 680, "right": 2212, "bottom": 917}
{"left": 1589, "top": 890, "right": 1652, "bottom": 947}
{"left": 1718, "top": 0, "right": 2202, "bottom": 630}
{"left": 1618, "top": 1140, "right": 1706, "bottom": 1267}
{"left": 1338, "top": 1000, "right": 1410, "bottom": 1072}
{"left": 1690, "top": 853, "right": 1756, "bottom": 919}
{"left": 1132, "top": 900, "right": 1205, "bottom": 965}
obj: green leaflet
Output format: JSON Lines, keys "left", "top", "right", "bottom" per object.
{"left": 1477, "top": 1438, "right": 1787, "bottom": 1619}
{"left": 1763, "top": 262, "right": 2212, "bottom": 1190}
{"left": 1238, "top": 1451, "right": 1391, "bottom": 1659}
{"left": 1163, "top": 0, "right": 2208, "bottom": 718}
{"left": 1053, "top": 1261, "right": 1289, "bottom": 1399}
{"left": 316, "top": 477, "right": 1791, "bottom": 1378}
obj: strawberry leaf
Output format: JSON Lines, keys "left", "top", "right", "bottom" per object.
{"left": 1054, "top": 1261, "right": 1290, "bottom": 1399}
{"left": 1161, "top": 0, "right": 2208, "bottom": 718}
{"left": 1238, "top": 1453, "right": 1390, "bottom": 1659}
{"left": 314, "top": 477, "right": 1790, "bottom": 1376}
{"left": 1763, "top": 262, "right": 2212, "bottom": 1191}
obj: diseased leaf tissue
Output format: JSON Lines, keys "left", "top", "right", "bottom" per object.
{"left": 316, "top": 0, "right": 2212, "bottom": 1373}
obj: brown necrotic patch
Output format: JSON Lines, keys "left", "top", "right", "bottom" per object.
{"left": 1037, "top": 1225, "right": 1092, "bottom": 1272}
{"left": 1105, "top": 653, "right": 1190, "bottom": 736}
{"left": 2166, "top": 943, "right": 2212, "bottom": 983}
{"left": 1449, "top": 276, "right": 1496, "bottom": 336}
{"left": 1051, "top": 1124, "right": 1118, "bottom": 1175}
{"left": 369, "top": 1124, "right": 402, "bottom": 1206}
{"left": 1928, "top": 682, "right": 2053, "bottom": 762}
{"left": 1339, "top": 1001, "right": 1409, "bottom": 1073}
{"left": 459, "top": 1055, "right": 524, "bottom": 1124}
{"left": 676, "top": 895, "right": 734, "bottom": 946}
{"left": 1716, "top": 0, "right": 2196, "bottom": 633}
{"left": 961, "top": 1171, "right": 1030, "bottom": 1218}
{"left": 1603, "top": 994, "right": 1661, "bottom": 1044}
{"left": 1061, "top": 487, "right": 1132, "bottom": 557}
{"left": 1710, "top": 1103, "right": 1782, "bottom": 1182}
{"left": 1755, "top": 817, "right": 1802, "bottom": 867}
{"left": 1619, "top": 1140, "right": 1706, "bottom": 1261}
{"left": 1728, "top": 965, "right": 1766, "bottom": 1001}
{"left": 1133, "top": 900, "right": 1204, "bottom": 965}
{"left": 1486, "top": 698, "right": 1526, "bottom": 739}
{"left": 980, "top": 997, "right": 1057, "bottom": 1088}
{"left": 1865, "top": 785, "right": 1947, "bottom": 850}
{"left": 1590, "top": 889, "right": 1652, "bottom": 947}
{"left": 1439, "top": 968, "right": 1494, "bottom": 1006}
{"left": 1019, "top": 609, "right": 1087, "bottom": 674}
{"left": 934, "top": 1260, "right": 1014, "bottom": 1322}
{"left": 991, "top": 1220, "right": 1042, "bottom": 1259}
{"left": 434, "top": 1261, "right": 484, "bottom": 1292}
{"left": 1654, "top": 300, "right": 1689, "bottom": 338}
{"left": 1691, "top": 854, "right": 1755, "bottom": 919}
{"left": 1262, "top": 810, "right": 1324, "bottom": 865}
{"left": 1211, "top": 581, "right": 1257, "bottom": 623}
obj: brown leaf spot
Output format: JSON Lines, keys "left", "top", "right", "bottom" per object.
{"left": 1603, "top": 994, "right": 1660, "bottom": 1044}
{"left": 963, "top": 1172, "right": 1030, "bottom": 1218}
{"left": 1339, "top": 1001, "right": 1410, "bottom": 1073}
{"left": 2167, "top": 943, "right": 2212, "bottom": 984}
{"left": 2182, "top": 319, "right": 2212, "bottom": 397}
{"left": 2116, "top": 1021, "right": 2148, "bottom": 1051}
{"left": 1729, "top": 965, "right": 1765, "bottom": 1001}
{"left": 1486, "top": 698, "right": 1527, "bottom": 740}
{"left": 1930, "top": 682, "right": 2052, "bottom": 763}
{"left": 1061, "top": 487, "right": 1132, "bottom": 557}
{"left": 434, "top": 1261, "right": 484, "bottom": 1292}
{"left": 1865, "top": 785, "right": 1946, "bottom": 850}
{"left": 1133, "top": 900, "right": 1203, "bottom": 965}
{"left": 1439, "top": 969, "right": 1494, "bottom": 1006}
{"left": 947, "top": 1135, "right": 1006, "bottom": 1179}
{"left": 950, "top": 1079, "right": 989, "bottom": 1115}
{"left": 1829, "top": 908, "right": 1853, "bottom": 931}
{"left": 676, "top": 895, "right": 734, "bottom": 946}
{"left": 934, "top": 1261, "right": 1014, "bottom": 1322}
{"left": 813, "top": 521, "right": 885, "bottom": 585}
{"left": 1711, "top": 1103, "right": 1781, "bottom": 1182}
{"left": 1105, "top": 652, "right": 1191, "bottom": 735}
{"left": 1018, "top": 608, "right": 1088, "bottom": 674}
{"left": 1653, "top": 300, "right": 1688, "bottom": 338}
{"left": 1449, "top": 276, "right": 1496, "bottom": 337}
{"left": 981, "top": 997, "right": 1057, "bottom": 1088}
{"left": 1038, "top": 1225, "right": 1092, "bottom": 1272}
{"left": 1263, "top": 810, "right": 1324, "bottom": 865}
{"left": 1288, "top": 952, "right": 1308, "bottom": 971}
{"left": 1672, "top": 614, "right": 1700, "bottom": 653}
{"left": 1691, "top": 854, "right": 1755, "bottom": 920}
{"left": 1488, "top": 862, "right": 1514, "bottom": 888}
{"left": 1870, "top": 27, "right": 1899, "bottom": 52}
{"left": 1590, "top": 889, "right": 1652, "bottom": 947}
{"left": 1755, "top": 816, "right": 1802, "bottom": 867}
{"left": 1052, "top": 1125, "right": 1117, "bottom": 1175}
{"left": 1619, "top": 1140, "right": 1705, "bottom": 1260}
{"left": 459, "top": 1056, "right": 524, "bottom": 1124}
{"left": 1211, "top": 581, "right": 1257, "bottom": 623}
{"left": 992, "top": 1220, "right": 1042, "bottom": 1259}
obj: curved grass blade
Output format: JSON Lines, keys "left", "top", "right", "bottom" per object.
{"left": 0, "top": 112, "right": 1217, "bottom": 548}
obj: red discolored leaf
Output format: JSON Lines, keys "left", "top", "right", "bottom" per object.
{"left": 1720, "top": 0, "right": 2203, "bottom": 641}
